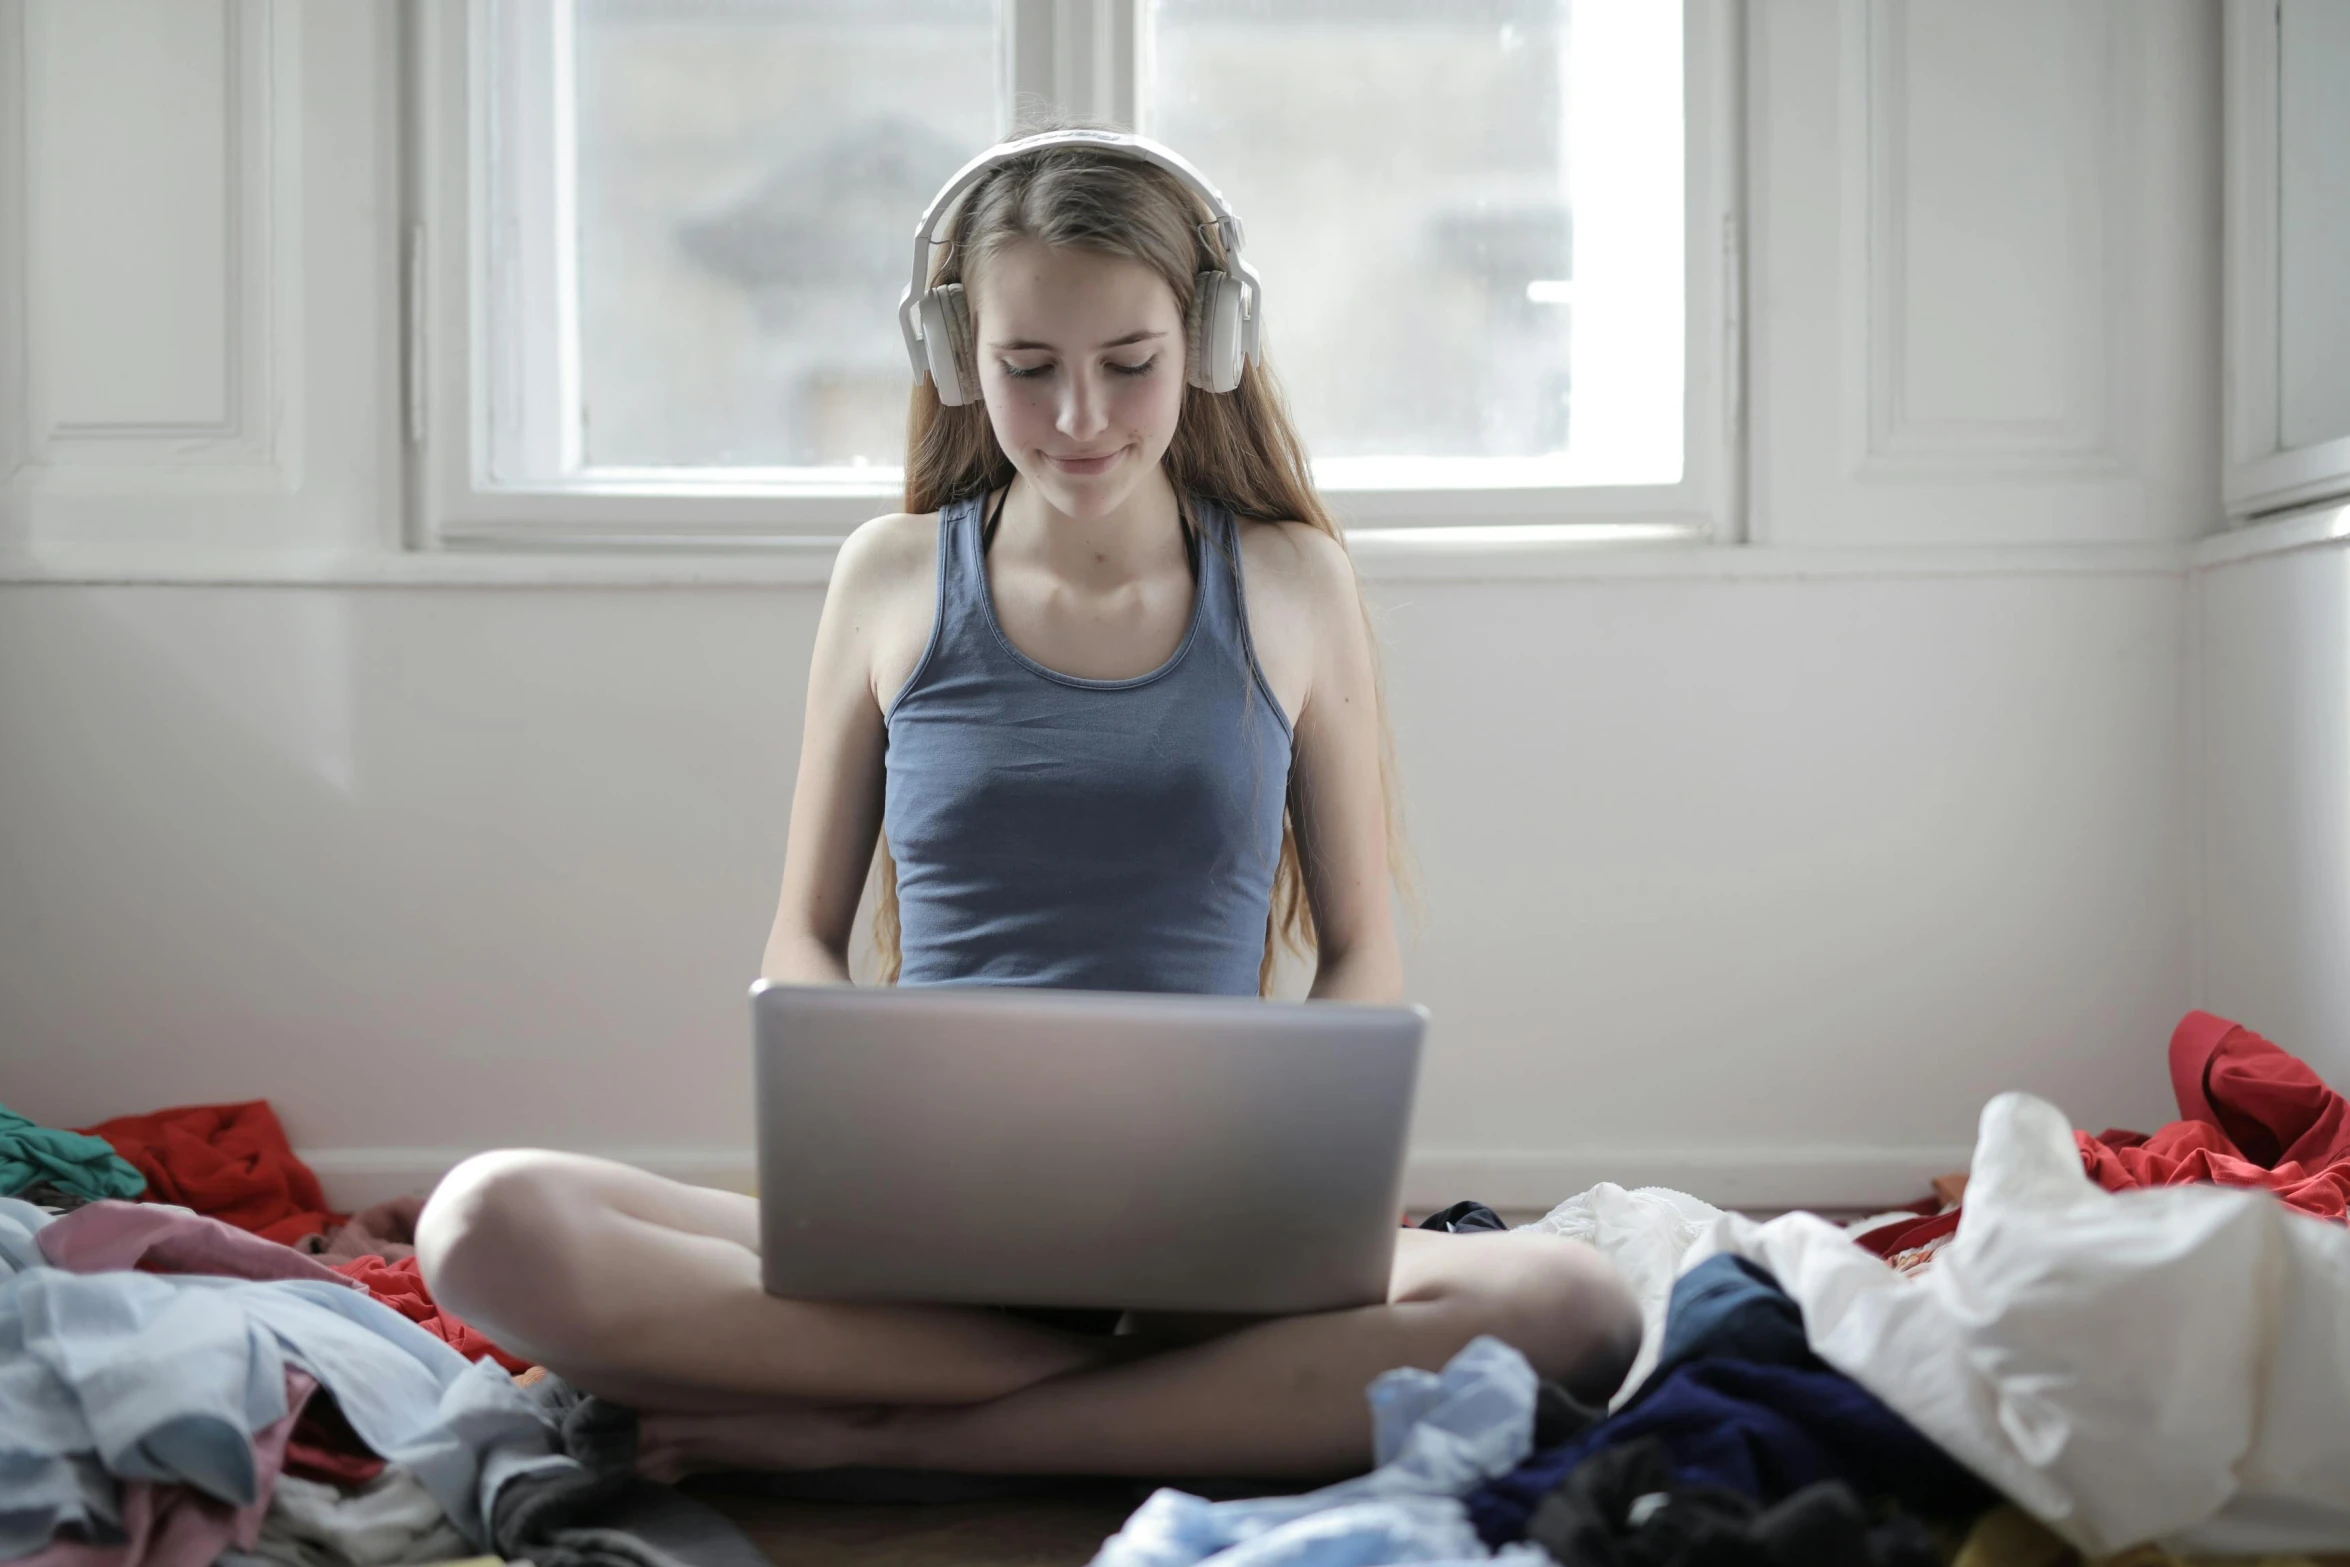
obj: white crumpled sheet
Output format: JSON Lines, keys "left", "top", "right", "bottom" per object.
{"left": 1685, "top": 1091, "right": 2350, "bottom": 1557}
{"left": 1515, "top": 1181, "right": 1725, "bottom": 1409}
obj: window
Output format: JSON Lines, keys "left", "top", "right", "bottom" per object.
{"left": 2224, "top": 0, "right": 2350, "bottom": 520}
{"left": 1147, "top": 0, "right": 1682, "bottom": 489}
{"left": 414, "top": 0, "right": 1737, "bottom": 550}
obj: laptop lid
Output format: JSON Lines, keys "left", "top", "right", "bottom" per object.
{"left": 752, "top": 982, "right": 1427, "bottom": 1315}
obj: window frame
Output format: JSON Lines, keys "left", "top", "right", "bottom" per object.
{"left": 407, "top": 0, "right": 1743, "bottom": 556}
{"left": 2221, "top": 0, "right": 2350, "bottom": 523}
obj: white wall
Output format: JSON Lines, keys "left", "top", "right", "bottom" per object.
{"left": 2195, "top": 526, "right": 2350, "bottom": 1093}
{"left": 0, "top": 563, "right": 2194, "bottom": 1208}
{"left": 0, "top": 0, "right": 2223, "bottom": 1212}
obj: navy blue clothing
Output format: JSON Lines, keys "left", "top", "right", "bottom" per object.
{"left": 1625, "top": 1254, "right": 1817, "bottom": 1406}
{"left": 884, "top": 493, "right": 1294, "bottom": 995}
{"left": 1526, "top": 1437, "right": 1939, "bottom": 1567}
{"left": 1466, "top": 1360, "right": 1991, "bottom": 1544}
{"left": 1465, "top": 1256, "right": 1993, "bottom": 1545}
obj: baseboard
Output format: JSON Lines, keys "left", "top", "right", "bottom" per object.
{"left": 301, "top": 1143, "right": 1973, "bottom": 1217}
{"left": 1403, "top": 1146, "right": 1975, "bottom": 1214}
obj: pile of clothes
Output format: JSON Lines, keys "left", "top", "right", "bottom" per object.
{"left": 14, "top": 1011, "right": 2350, "bottom": 1567}
{"left": 1091, "top": 1011, "right": 2350, "bottom": 1567}
{"left": 0, "top": 1100, "right": 769, "bottom": 1567}
{"left": 0, "top": 1101, "right": 519, "bottom": 1372}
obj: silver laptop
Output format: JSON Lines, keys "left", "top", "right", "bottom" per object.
{"left": 752, "top": 981, "right": 1427, "bottom": 1315}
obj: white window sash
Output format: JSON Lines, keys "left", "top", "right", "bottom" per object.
{"left": 409, "top": 0, "right": 1742, "bottom": 554}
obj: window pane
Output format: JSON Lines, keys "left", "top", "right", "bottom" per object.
{"left": 1145, "top": 0, "right": 1683, "bottom": 483}
{"left": 2279, "top": 0, "right": 2350, "bottom": 452}
{"left": 571, "top": 0, "right": 998, "bottom": 471}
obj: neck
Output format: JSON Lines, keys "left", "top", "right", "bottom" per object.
{"left": 993, "top": 468, "right": 1188, "bottom": 584}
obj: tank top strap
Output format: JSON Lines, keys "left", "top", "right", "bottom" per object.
{"left": 1188, "top": 494, "right": 1242, "bottom": 629}
{"left": 1192, "top": 495, "right": 1295, "bottom": 741}
{"left": 930, "top": 490, "right": 992, "bottom": 648}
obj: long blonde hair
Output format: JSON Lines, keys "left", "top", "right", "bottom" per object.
{"left": 874, "top": 126, "right": 1408, "bottom": 995}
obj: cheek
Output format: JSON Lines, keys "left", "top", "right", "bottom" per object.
{"left": 1124, "top": 371, "right": 1185, "bottom": 440}
{"left": 981, "top": 377, "right": 1055, "bottom": 445}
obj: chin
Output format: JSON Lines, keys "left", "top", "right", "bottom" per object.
{"left": 1031, "top": 459, "right": 1142, "bottom": 519}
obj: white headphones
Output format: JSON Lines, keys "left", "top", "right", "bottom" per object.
{"left": 897, "top": 130, "right": 1266, "bottom": 407}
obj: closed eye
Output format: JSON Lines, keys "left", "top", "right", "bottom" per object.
{"left": 998, "top": 357, "right": 1158, "bottom": 380}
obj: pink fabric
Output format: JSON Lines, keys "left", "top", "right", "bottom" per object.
{"left": 20, "top": 1369, "right": 314, "bottom": 1567}
{"left": 35, "top": 1201, "right": 360, "bottom": 1289}
{"left": 299, "top": 1194, "right": 425, "bottom": 1265}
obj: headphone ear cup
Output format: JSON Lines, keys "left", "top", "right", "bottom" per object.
{"left": 921, "top": 283, "right": 981, "bottom": 406}
{"left": 1186, "top": 271, "right": 1245, "bottom": 393}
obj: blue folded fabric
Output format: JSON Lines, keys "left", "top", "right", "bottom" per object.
{"left": 1, "top": 1199, "right": 53, "bottom": 1280}
{"left": 1090, "top": 1335, "right": 1544, "bottom": 1567}
{"left": 1622, "top": 1253, "right": 1815, "bottom": 1404}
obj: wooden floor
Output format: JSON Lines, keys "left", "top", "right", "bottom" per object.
{"left": 696, "top": 1484, "right": 1143, "bottom": 1567}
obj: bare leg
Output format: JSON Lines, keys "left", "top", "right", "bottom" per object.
{"left": 414, "top": 1150, "right": 1123, "bottom": 1412}
{"left": 635, "top": 1229, "right": 1641, "bottom": 1482}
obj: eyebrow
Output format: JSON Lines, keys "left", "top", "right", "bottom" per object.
{"left": 990, "top": 329, "right": 1168, "bottom": 352}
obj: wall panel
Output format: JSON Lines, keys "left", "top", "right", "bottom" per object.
{"left": 1753, "top": 0, "right": 2218, "bottom": 545}
{"left": 0, "top": 0, "right": 393, "bottom": 556}
{"left": 25, "top": 0, "right": 276, "bottom": 461}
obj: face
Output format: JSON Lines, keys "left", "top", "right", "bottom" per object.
{"left": 968, "top": 238, "right": 1188, "bottom": 521}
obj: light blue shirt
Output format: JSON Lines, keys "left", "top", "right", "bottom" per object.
{"left": 1089, "top": 1334, "right": 1553, "bottom": 1567}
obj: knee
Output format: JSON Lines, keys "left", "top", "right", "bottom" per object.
{"left": 415, "top": 1148, "right": 590, "bottom": 1346}
{"left": 1464, "top": 1236, "right": 1643, "bottom": 1407}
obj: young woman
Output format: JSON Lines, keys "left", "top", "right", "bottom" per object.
{"left": 416, "top": 128, "right": 1639, "bottom": 1483}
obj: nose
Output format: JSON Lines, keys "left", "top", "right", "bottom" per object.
{"left": 1056, "top": 365, "right": 1110, "bottom": 442}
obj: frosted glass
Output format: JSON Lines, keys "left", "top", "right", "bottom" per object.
{"left": 2279, "top": 0, "right": 2350, "bottom": 452}
{"left": 571, "top": 0, "right": 998, "bottom": 469}
{"left": 1145, "top": 0, "right": 1683, "bottom": 481}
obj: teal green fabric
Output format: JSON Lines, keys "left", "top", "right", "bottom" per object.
{"left": 0, "top": 1104, "right": 146, "bottom": 1201}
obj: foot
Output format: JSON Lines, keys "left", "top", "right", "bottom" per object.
{"left": 635, "top": 1399, "right": 903, "bottom": 1482}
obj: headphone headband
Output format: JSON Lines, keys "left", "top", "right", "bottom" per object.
{"left": 896, "top": 130, "right": 1265, "bottom": 381}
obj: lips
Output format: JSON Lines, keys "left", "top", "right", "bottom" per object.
{"left": 1046, "top": 448, "right": 1126, "bottom": 475}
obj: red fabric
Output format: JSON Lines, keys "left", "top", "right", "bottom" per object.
{"left": 2073, "top": 1011, "right": 2350, "bottom": 1221}
{"left": 74, "top": 1101, "right": 344, "bottom": 1248}
{"left": 332, "top": 1253, "right": 533, "bottom": 1373}
{"left": 283, "top": 1390, "right": 388, "bottom": 1487}
{"left": 1852, "top": 1208, "right": 1961, "bottom": 1259}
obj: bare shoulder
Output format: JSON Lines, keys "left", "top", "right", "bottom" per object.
{"left": 1231, "top": 516, "right": 1363, "bottom": 653}
{"left": 820, "top": 511, "right": 942, "bottom": 710}
{"left": 1235, "top": 517, "right": 1357, "bottom": 622}
{"left": 1235, "top": 518, "right": 1365, "bottom": 725}
{"left": 829, "top": 510, "right": 938, "bottom": 610}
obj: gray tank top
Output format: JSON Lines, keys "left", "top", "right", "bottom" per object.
{"left": 884, "top": 491, "right": 1295, "bottom": 995}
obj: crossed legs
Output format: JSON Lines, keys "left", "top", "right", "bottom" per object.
{"left": 416, "top": 1149, "right": 1641, "bottom": 1482}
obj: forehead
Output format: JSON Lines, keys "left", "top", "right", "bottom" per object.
{"left": 969, "top": 239, "right": 1180, "bottom": 340}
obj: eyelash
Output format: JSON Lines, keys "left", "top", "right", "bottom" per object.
{"left": 1000, "top": 358, "right": 1158, "bottom": 380}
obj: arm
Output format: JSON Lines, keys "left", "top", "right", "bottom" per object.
{"left": 1284, "top": 532, "right": 1405, "bottom": 1005}
{"left": 760, "top": 518, "right": 926, "bottom": 984}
